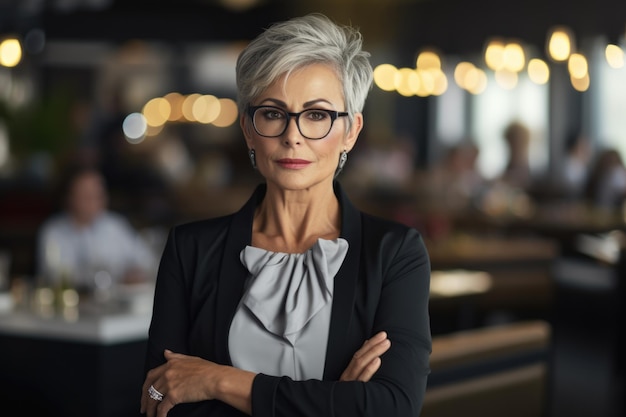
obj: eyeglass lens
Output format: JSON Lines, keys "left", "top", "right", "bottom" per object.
{"left": 252, "top": 107, "right": 336, "bottom": 139}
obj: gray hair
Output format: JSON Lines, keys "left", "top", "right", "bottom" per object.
{"left": 236, "top": 13, "right": 373, "bottom": 128}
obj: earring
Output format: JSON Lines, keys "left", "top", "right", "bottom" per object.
{"left": 334, "top": 150, "right": 348, "bottom": 178}
{"left": 249, "top": 149, "right": 257, "bottom": 169}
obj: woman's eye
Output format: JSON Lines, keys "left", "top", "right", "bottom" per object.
{"left": 306, "top": 110, "right": 329, "bottom": 121}
{"left": 264, "top": 110, "right": 284, "bottom": 119}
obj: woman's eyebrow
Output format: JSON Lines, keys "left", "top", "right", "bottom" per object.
{"left": 303, "top": 99, "right": 333, "bottom": 108}
{"left": 258, "top": 98, "right": 334, "bottom": 108}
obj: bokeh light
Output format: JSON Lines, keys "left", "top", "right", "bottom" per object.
{"left": 182, "top": 93, "right": 202, "bottom": 122}
{"left": 122, "top": 112, "right": 147, "bottom": 143}
{"left": 547, "top": 27, "right": 573, "bottom": 61}
{"left": 193, "top": 94, "right": 221, "bottom": 124}
{"left": 429, "top": 69, "right": 448, "bottom": 96}
{"left": 528, "top": 58, "right": 550, "bottom": 84}
{"left": 164, "top": 92, "right": 184, "bottom": 121}
{"left": 212, "top": 98, "right": 239, "bottom": 127}
{"left": 571, "top": 72, "right": 590, "bottom": 92}
{"left": 466, "top": 68, "right": 488, "bottom": 94}
{"left": 416, "top": 50, "right": 441, "bottom": 70}
{"left": 568, "top": 53, "right": 588, "bottom": 79}
{"left": 395, "top": 67, "right": 420, "bottom": 97}
{"left": 605, "top": 44, "right": 624, "bottom": 69}
{"left": 373, "top": 64, "right": 398, "bottom": 92}
{"left": 454, "top": 62, "right": 476, "bottom": 89}
{"left": 0, "top": 38, "right": 22, "bottom": 67}
{"left": 503, "top": 42, "right": 525, "bottom": 72}
{"left": 485, "top": 39, "right": 505, "bottom": 71}
{"left": 143, "top": 97, "right": 171, "bottom": 127}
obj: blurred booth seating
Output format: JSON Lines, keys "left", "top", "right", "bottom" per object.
{"left": 426, "top": 235, "right": 558, "bottom": 334}
{"left": 422, "top": 320, "right": 551, "bottom": 417}
{"left": 429, "top": 269, "right": 493, "bottom": 331}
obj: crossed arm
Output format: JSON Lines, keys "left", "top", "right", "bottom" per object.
{"left": 140, "top": 331, "right": 392, "bottom": 417}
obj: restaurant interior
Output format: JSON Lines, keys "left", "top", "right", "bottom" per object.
{"left": 0, "top": 0, "right": 625, "bottom": 416}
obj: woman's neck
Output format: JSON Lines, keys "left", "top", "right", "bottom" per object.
{"left": 252, "top": 182, "right": 341, "bottom": 253}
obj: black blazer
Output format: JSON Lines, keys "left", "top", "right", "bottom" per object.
{"left": 144, "top": 181, "right": 431, "bottom": 417}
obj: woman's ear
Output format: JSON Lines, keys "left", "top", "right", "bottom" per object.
{"left": 241, "top": 114, "right": 254, "bottom": 149}
{"left": 344, "top": 112, "right": 363, "bottom": 152}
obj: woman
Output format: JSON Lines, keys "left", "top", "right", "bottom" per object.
{"left": 141, "top": 13, "right": 431, "bottom": 417}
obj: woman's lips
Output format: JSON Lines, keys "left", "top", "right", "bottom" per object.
{"left": 276, "top": 159, "right": 311, "bottom": 169}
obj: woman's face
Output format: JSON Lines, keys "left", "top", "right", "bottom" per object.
{"left": 241, "top": 63, "right": 363, "bottom": 191}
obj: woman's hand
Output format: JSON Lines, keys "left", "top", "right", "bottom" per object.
{"left": 140, "top": 350, "right": 221, "bottom": 417}
{"left": 340, "top": 331, "right": 391, "bottom": 382}
{"left": 141, "top": 350, "right": 254, "bottom": 417}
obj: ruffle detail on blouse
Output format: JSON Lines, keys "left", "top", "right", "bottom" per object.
{"left": 239, "top": 238, "right": 348, "bottom": 344}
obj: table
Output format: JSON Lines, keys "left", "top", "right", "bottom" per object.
{"left": 0, "top": 292, "right": 153, "bottom": 417}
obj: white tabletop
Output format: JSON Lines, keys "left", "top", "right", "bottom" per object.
{"left": 0, "top": 309, "right": 152, "bottom": 344}
{"left": 0, "top": 284, "right": 154, "bottom": 345}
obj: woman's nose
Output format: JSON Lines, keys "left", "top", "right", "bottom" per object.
{"left": 283, "top": 117, "right": 302, "bottom": 145}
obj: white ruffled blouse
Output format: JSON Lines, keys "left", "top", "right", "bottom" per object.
{"left": 228, "top": 238, "right": 348, "bottom": 380}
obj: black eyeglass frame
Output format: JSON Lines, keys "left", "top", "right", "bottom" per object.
{"left": 247, "top": 105, "right": 349, "bottom": 140}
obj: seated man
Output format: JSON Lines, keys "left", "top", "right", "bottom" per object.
{"left": 36, "top": 166, "right": 158, "bottom": 295}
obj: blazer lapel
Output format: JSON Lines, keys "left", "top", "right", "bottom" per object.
{"left": 214, "top": 184, "right": 266, "bottom": 365}
{"left": 323, "top": 181, "right": 362, "bottom": 379}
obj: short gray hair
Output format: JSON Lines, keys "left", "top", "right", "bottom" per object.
{"left": 236, "top": 13, "right": 373, "bottom": 127}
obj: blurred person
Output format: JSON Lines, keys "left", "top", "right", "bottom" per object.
{"left": 500, "top": 121, "right": 532, "bottom": 190}
{"left": 430, "top": 141, "right": 485, "bottom": 209}
{"left": 36, "top": 166, "right": 158, "bottom": 293}
{"left": 584, "top": 148, "right": 626, "bottom": 212}
{"left": 559, "top": 132, "right": 592, "bottom": 199}
{"left": 140, "top": 13, "right": 431, "bottom": 417}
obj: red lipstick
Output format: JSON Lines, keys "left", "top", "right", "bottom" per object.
{"left": 276, "top": 158, "right": 311, "bottom": 169}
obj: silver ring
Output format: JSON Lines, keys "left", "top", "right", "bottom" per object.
{"left": 148, "top": 384, "right": 164, "bottom": 401}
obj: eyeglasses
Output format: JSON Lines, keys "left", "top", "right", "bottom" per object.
{"left": 247, "top": 105, "right": 349, "bottom": 140}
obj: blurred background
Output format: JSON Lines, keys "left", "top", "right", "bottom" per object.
{"left": 0, "top": 0, "right": 625, "bottom": 416}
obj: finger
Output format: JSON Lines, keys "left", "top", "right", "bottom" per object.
{"left": 164, "top": 349, "right": 177, "bottom": 360}
{"left": 146, "top": 400, "right": 157, "bottom": 417}
{"left": 341, "top": 337, "right": 390, "bottom": 381}
{"left": 164, "top": 349, "right": 190, "bottom": 361}
{"left": 363, "top": 331, "right": 387, "bottom": 347}
{"left": 157, "top": 398, "right": 176, "bottom": 417}
{"left": 140, "top": 390, "right": 147, "bottom": 414}
{"left": 354, "top": 332, "right": 387, "bottom": 358}
{"left": 356, "top": 356, "right": 382, "bottom": 382}
{"left": 141, "top": 380, "right": 152, "bottom": 413}
{"left": 142, "top": 373, "right": 167, "bottom": 416}
{"left": 355, "top": 337, "right": 391, "bottom": 364}
{"left": 141, "top": 369, "right": 163, "bottom": 414}
{"left": 143, "top": 394, "right": 158, "bottom": 417}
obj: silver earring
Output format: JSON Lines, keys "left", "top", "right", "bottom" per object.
{"left": 249, "top": 149, "right": 257, "bottom": 169}
{"left": 335, "top": 150, "right": 348, "bottom": 178}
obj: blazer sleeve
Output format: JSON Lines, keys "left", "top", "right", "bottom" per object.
{"left": 144, "top": 226, "right": 192, "bottom": 373}
{"left": 251, "top": 225, "right": 432, "bottom": 417}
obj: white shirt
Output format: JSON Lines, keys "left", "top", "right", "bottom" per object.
{"left": 37, "top": 211, "right": 158, "bottom": 289}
